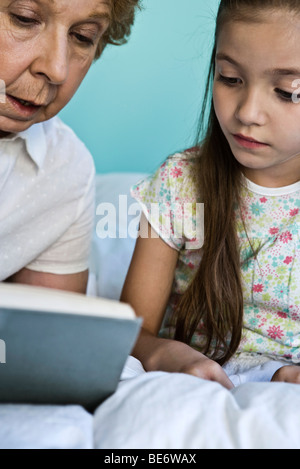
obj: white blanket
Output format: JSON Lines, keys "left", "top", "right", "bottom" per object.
{"left": 0, "top": 405, "right": 93, "bottom": 449}
{"left": 0, "top": 356, "right": 299, "bottom": 449}
{"left": 93, "top": 357, "right": 300, "bottom": 450}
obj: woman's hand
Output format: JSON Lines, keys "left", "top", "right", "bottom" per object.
{"left": 271, "top": 365, "right": 300, "bottom": 384}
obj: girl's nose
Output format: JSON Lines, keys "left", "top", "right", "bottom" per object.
{"left": 30, "top": 29, "right": 69, "bottom": 85}
{"left": 235, "top": 88, "right": 268, "bottom": 127}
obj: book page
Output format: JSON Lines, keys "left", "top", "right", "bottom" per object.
{"left": 0, "top": 283, "right": 135, "bottom": 320}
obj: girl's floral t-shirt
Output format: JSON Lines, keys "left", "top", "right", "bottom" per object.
{"left": 131, "top": 152, "right": 300, "bottom": 364}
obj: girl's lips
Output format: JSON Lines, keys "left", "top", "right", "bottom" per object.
{"left": 233, "top": 134, "right": 269, "bottom": 149}
{"left": 6, "top": 94, "right": 42, "bottom": 118}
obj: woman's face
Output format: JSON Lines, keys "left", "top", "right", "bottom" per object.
{"left": 0, "top": 0, "right": 111, "bottom": 136}
{"left": 213, "top": 10, "right": 300, "bottom": 187}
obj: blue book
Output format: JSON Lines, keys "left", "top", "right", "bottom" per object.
{"left": 0, "top": 283, "right": 141, "bottom": 412}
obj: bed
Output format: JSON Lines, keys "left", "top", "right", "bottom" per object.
{"left": 0, "top": 173, "right": 299, "bottom": 450}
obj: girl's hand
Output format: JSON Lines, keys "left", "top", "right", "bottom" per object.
{"left": 179, "top": 355, "right": 234, "bottom": 390}
{"left": 271, "top": 365, "right": 300, "bottom": 384}
{"left": 137, "top": 331, "right": 235, "bottom": 390}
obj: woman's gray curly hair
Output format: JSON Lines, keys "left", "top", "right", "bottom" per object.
{"left": 95, "top": 0, "right": 142, "bottom": 59}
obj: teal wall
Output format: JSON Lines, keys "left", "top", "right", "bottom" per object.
{"left": 59, "top": 0, "right": 220, "bottom": 174}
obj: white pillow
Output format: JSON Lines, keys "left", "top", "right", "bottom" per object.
{"left": 88, "top": 173, "right": 147, "bottom": 300}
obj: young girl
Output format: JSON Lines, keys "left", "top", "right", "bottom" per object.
{"left": 121, "top": 0, "right": 300, "bottom": 388}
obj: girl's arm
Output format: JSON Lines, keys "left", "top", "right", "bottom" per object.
{"left": 121, "top": 214, "right": 233, "bottom": 389}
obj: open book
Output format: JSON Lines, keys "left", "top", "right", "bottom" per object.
{"left": 0, "top": 283, "right": 142, "bottom": 412}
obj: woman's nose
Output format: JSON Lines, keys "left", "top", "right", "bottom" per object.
{"left": 235, "top": 88, "right": 268, "bottom": 127}
{"left": 30, "top": 29, "right": 69, "bottom": 85}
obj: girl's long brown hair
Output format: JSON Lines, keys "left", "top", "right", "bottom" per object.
{"left": 174, "top": 0, "right": 300, "bottom": 365}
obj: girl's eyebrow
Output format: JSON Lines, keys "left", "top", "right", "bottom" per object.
{"left": 216, "top": 52, "right": 300, "bottom": 78}
{"left": 267, "top": 68, "right": 300, "bottom": 78}
{"left": 216, "top": 52, "right": 240, "bottom": 68}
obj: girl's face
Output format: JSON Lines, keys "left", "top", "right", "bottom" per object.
{"left": 0, "top": 0, "right": 111, "bottom": 137}
{"left": 213, "top": 10, "right": 300, "bottom": 187}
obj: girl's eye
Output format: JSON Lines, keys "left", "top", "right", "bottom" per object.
{"left": 216, "top": 74, "right": 241, "bottom": 86}
{"left": 10, "top": 13, "right": 38, "bottom": 27}
{"left": 73, "top": 33, "right": 95, "bottom": 47}
{"left": 275, "top": 88, "right": 299, "bottom": 103}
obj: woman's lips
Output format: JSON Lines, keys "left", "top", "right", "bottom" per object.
{"left": 6, "top": 94, "right": 42, "bottom": 118}
{"left": 233, "top": 133, "right": 269, "bottom": 149}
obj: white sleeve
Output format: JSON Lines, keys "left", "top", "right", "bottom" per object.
{"left": 26, "top": 167, "right": 95, "bottom": 275}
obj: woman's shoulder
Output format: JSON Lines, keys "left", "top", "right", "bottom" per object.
{"left": 41, "top": 116, "right": 93, "bottom": 161}
{"left": 40, "top": 116, "right": 95, "bottom": 182}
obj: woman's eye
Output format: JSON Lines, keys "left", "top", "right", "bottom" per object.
{"left": 216, "top": 74, "right": 241, "bottom": 86}
{"left": 73, "top": 33, "right": 95, "bottom": 47}
{"left": 10, "top": 13, "right": 38, "bottom": 27}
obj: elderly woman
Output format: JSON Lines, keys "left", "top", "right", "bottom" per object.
{"left": 0, "top": 0, "right": 141, "bottom": 293}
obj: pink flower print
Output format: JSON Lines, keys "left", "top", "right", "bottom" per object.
{"left": 260, "top": 197, "right": 267, "bottom": 203}
{"left": 284, "top": 256, "right": 293, "bottom": 265}
{"left": 290, "top": 208, "right": 299, "bottom": 217}
{"left": 291, "top": 311, "right": 300, "bottom": 321}
{"left": 258, "top": 317, "right": 267, "bottom": 328}
{"left": 277, "top": 311, "right": 288, "bottom": 319}
{"left": 279, "top": 231, "right": 292, "bottom": 243}
{"left": 170, "top": 167, "right": 183, "bottom": 179}
{"left": 267, "top": 325, "right": 284, "bottom": 340}
{"left": 269, "top": 227, "right": 279, "bottom": 236}
{"left": 253, "top": 284, "right": 264, "bottom": 293}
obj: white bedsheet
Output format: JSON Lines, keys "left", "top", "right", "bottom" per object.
{"left": 0, "top": 405, "right": 93, "bottom": 449}
{"left": 0, "top": 356, "right": 299, "bottom": 449}
{"left": 94, "top": 356, "right": 300, "bottom": 450}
